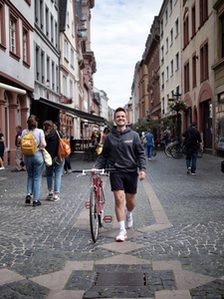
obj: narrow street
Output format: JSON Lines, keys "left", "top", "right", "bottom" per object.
{"left": 0, "top": 152, "right": 223, "bottom": 299}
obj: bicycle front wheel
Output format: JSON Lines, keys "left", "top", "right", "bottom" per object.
{"left": 89, "top": 187, "right": 99, "bottom": 243}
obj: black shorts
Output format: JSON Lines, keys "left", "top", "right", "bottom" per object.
{"left": 110, "top": 172, "right": 138, "bottom": 194}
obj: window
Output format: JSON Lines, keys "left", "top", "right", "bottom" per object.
{"left": 0, "top": 2, "right": 6, "bottom": 47}
{"left": 52, "top": 61, "right": 55, "bottom": 90}
{"left": 166, "top": 66, "right": 169, "bottom": 81}
{"left": 161, "top": 45, "right": 164, "bottom": 63}
{"left": 70, "top": 48, "right": 74, "bottom": 68}
{"left": 161, "top": 72, "right": 164, "bottom": 89}
{"left": 170, "top": 28, "right": 173, "bottom": 46}
{"left": 64, "top": 38, "right": 69, "bottom": 60}
{"left": 166, "top": 37, "right": 169, "bottom": 53}
{"left": 171, "top": 60, "right": 174, "bottom": 77}
{"left": 46, "top": 55, "right": 50, "bottom": 82}
{"left": 45, "top": 5, "right": 49, "bottom": 36}
{"left": 22, "top": 26, "right": 30, "bottom": 65}
{"left": 55, "top": 21, "right": 58, "bottom": 48}
{"left": 160, "top": 20, "right": 164, "bottom": 37}
{"left": 175, "top": 18, "right": 179, "bottom": 37}
{"left": 192, "top": 55, "right": 197, "bottom": 87}
{"left": 69, "top": 79, "right": 73, "bottom": 98}
{"left": 50, "top": 14, "right": 54, "bottom": 43}
{"left": 162, "top": 97, "right": 165, "bottom": 114}
{"left": 165, "top": 8, "right": 168, "bottom": 24}
{"left": 200, "top": 42, "right": 209, "bottom": 82}
{"left": 199, "top": 0, "right": 208, "bottom": 26}
{"left": 63, "top": 74, "right": 67, "bottom": 95}
{"left": 56, "top": 65, "right": 59, "bottom": 92}
{"left": 221, "top": 14, "right": 224, "bottom": 58}
{"left": 191, "top": 5, "right": 196, "bottom": 37}
{"left": 175, "top": 52, "right": 179, "bottom": 70}
{"left": 35, "top": 45, "right": 40, "bottom": 81}
{"left": 40, "top": 0, "right": 43, "bottom": 29}
{"left": 184, "top": 62, "right": 190, "bottom": 92}
{"left": 169, "top": 0, "right": 173, "bottom": 15}
{"left": 9, "top": 13, "right": 20, "bottom": 57}
{"left": 41, "top": 50, "right": 45, "bottom": 83}
{"left": 183, "top": 15, "right": 189, "bottom": 47}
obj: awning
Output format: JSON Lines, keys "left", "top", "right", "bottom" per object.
{"left": 36, "top": 98, "right": 106, "bottom": 125}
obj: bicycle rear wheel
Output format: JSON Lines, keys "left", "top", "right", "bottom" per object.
{"left": 171, "top": 144, "right": 183, "bottom": 159}
{"left": 164, "top": 144, "right": 173, "bottom": 157}
{"left": 89, "top": 187, "right": 99, "bottom": 242}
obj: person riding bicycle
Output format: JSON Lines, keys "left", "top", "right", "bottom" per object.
{"left": 94, "top": 107, "right": 146, "bottom": 242}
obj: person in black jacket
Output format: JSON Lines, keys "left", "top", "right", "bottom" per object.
{"left": 94, "top": 107, "right": 146, "bottom": 242}
{"left": 43, "top": 120, "right": 65, "bottom": 201}
{"left": 182, "top": 122, "right": 203, "bottom": 175}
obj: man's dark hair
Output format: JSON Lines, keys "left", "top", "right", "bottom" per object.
{"left": 191, "top": 122, "right": 197, "bottom": 127}
{"left": 114, "top": 107, "right": 126, "bottom": 117}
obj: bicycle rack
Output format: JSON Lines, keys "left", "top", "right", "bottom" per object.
{"left": 103, "top": 215, "right": 113, "bottom": 223}
{"left": 84, "top": 201, "right": 90, "bottom": 209}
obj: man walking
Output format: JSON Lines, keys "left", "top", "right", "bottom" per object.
{"left": 182, "top": 122, "right": 203, "bottom": 175}
{"left": 94, "top": 107, "right": 146, "bottom": 242}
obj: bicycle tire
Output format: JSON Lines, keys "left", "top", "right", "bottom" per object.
{"left": 164, "top": 145, "right": 173, "bottom": 158}
{"left": 89, "top": 187, "right": 99, "bottom": 243}
{"left": 98, "top": 188, "right": 105, "bottom": 228}
{"left": 171, "top": 144, "right": 183, "bottom": 159}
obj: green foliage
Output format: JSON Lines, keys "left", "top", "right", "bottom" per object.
{"left": 132, "top": 118, "right": 161, "bottom": 132}
{"left": 168, "top": 100, "right": 187, "bottom": 113}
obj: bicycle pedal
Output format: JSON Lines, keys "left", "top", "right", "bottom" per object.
{"left": 84, "top": 201, "right": 90, "bottom": 209}
{"left": 103, "top": 215, "right": 113, "bottom": 223}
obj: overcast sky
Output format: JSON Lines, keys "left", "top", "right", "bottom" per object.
{"left": 91, "top": 0, "right": 163, "bottom": 110}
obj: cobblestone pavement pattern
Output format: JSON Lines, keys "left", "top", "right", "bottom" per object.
{"left": 0, "top": 152, "right": 223, "bottom": 298}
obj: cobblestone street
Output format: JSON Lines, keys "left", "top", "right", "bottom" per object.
{"left": 0, "top": 152, "right": 223, "bottom": 298}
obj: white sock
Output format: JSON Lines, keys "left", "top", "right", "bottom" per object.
{"left": 118, "top": 220, "right": 125, "bottom": 231}
{"left": 126, "top": 210, "right": 132, "bottom": 217}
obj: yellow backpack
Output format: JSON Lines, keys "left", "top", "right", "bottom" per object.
{"left": 21, "top": 130, "right": 37, "bottom": 156}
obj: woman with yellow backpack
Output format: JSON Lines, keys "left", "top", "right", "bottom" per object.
{"left": 21, "top": 115, "right": 46, "bottom": 207}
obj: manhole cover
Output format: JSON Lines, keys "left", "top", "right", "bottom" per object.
{"left": 95, "top": 272, "right": 145, "bottom": 286}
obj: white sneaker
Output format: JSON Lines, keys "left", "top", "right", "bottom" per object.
{"left": 187, "top": 167, "right": 191, "bottom": 174}
{"left": 115, "top": 229, "right": 127, "bottom": 242}
{"left": 125, "top": 211, "right": 133, "bottom": 228}
{"left": 0, "top": 166, "right": 5, "bottom": 170}
{"left": 46, "top": 192, "right": 54, "bottom": 201}
{"left": 53, "top": 194, "right": 60, "bottom": 201}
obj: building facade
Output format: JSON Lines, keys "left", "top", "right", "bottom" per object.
{"left": 181, "top": 0, "right": 216, "bottom": 153}
{"left": 0, "top": 0, "right": 34, "bottom": 165}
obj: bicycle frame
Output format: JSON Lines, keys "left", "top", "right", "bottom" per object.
{"left": 92, "top": 174, "right": 105, "bottom": 215}
{"left": 74, "top": 168, "right": 112, "bottom": 243}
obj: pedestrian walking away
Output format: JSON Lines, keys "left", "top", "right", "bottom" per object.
{"left": 182, "top": 122, "right": 203, "bottom": 175}
{"left": 94, "top": 107, "right": 146, "bottom": 242}
{"left": 0, "top": 128, "right": 5, "bottom": 170}
{"left": 21, "top": 115, "right": 46, "bottom": 206}
{"left": 144, "top": 128, "right": 154, "bottom": 160}
{"left": 43, "top": 120, "right": 65, "bottom": 202}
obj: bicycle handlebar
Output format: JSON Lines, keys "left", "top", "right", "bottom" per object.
{"left": 72, "top": 168, "right": 116, "bottom": 177}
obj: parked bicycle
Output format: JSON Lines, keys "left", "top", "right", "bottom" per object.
{"left": 73, "top": 168, "right": 113, "bottom": 243}
{"left": 165, "top": 141, "right": 203, "bottom": 159}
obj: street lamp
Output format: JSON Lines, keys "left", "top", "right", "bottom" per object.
{"left": 168, "top": 92, "right": 186, "bottom": 141}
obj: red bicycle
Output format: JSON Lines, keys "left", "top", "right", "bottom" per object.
{"left": 74, "top": 169, "right": 112, "bottom": 242}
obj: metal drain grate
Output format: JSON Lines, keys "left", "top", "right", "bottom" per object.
{"left": 95, "top": 272, "right": 146, "bottom": 286}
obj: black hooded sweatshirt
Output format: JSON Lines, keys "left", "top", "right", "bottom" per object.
{"left": 45, "top": 129, "right": 59, "bottom": 159}
{"left": 95, "top": 126, "right": 146, "bottom": 172}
